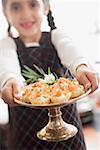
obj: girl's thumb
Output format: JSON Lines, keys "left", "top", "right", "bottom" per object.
{"left": 12, "top": 82, "right": 24, "bottom": 99}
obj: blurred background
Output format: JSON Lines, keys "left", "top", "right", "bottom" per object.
{"left": 0, "top": 0, "right": 100, "bottom": 149}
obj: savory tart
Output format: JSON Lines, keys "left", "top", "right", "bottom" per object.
{"left": 20, "top": 78, "right": 85, "bottom": 105}
{"left": 56, "top": 77, "right": 85, "bottom": 99}
{"left": 19, "top": 65, "right": 85, "bottom": 105}
{"left": 20, "top": 82, "right": 51, "bottom": 105}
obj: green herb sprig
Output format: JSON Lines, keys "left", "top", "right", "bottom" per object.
{"left": 22, "top": 65, "right": 45, "bottom": 84}
{"left": 22, "top": 65, "right": 57, "bottom": 84}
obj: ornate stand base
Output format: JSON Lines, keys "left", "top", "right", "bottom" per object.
{"left": 37, "top": 107, "right": 78, "bottom": 142}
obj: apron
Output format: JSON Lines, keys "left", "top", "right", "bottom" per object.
{"left": 8, "top": 32, "right": 86, "bottom": 150}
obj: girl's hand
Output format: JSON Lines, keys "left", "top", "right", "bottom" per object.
{"left": 75, "top": 65, "right": 99, "bottom": 92}
{"left": 1, "top": 78, "right": 23, "bottom": 106}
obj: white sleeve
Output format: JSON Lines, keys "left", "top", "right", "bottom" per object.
{"left": 51, "top": 29, "right": 91, "bottom": 76}
{"left": 0, "top": 37, "right": 25, "bottom": 88}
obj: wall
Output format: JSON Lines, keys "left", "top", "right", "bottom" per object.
{"left": 50, "top": 0, "right": 99, "bottom": 64}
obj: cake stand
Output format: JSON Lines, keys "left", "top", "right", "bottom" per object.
{"left": 14, "top": 89, "right": 91, "bottom": 142}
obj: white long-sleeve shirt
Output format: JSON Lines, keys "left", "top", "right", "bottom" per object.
{"left": 0, "top": 29, "right": 90, "bottom": 89}
{"left": 51, "top": 29, "right": 91, "bottom": 75}
{"left": 0, "top": 36, "right": 25, "bottom": 88}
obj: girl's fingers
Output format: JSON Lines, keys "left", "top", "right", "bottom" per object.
{"left": 1, "top": 80, "right": 23, "bottom": 106}
{"left": 12, "top": 82, "right": 22, "bottom": 100}
{"left": 76, "top": 73, "right": 91, "bottom": 91}
{"left": 85, "top": 72, "right": 99, "bottom": 92}
{"left": 1, "top": 86, "right": 16, "bottom": 106}
{"left": 76, "top": 65, "right": 99, "bottom": 92}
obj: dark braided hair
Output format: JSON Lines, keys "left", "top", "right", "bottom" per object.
{"left": 7, "top": 23, "right": 12, "bottom": 37}
{"left": 47, "top": 10, "right": 57, "bottom": 31}
{"left": 43, "top": 0, "right": 57, "bottom": 31}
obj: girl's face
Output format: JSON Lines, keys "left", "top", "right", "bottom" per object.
{"left": 3, "top": 0, "right": 49, "bottom": 40}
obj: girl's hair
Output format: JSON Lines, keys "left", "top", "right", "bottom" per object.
{"left": 2, "top": 0, "right": 6, "bottom": 8}
{"left": 2, "top": 0, "right": 56, "bottom": 36}
{"left": 43, "top": 0, "right": 57, "bottom": 30}
{"left": 47, "top": 10, "right": 56, "bottom": 31}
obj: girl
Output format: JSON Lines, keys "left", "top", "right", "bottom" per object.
{"left": 0, "top": 0, "right": 99, "bottom": 149}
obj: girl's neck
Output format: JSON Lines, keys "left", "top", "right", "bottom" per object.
{"left": 20, "top": 32, "right": 42, "bottom": 44}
